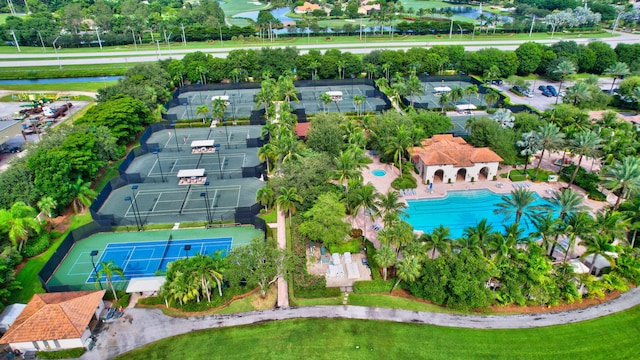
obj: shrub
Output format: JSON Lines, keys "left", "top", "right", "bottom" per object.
{"left": 328, "top": 238, "right": 361, "bottom": 254}
{"left": 349, "top": 228, "right": 363, "bottom": 239}
{"left": 294, "top": 287, "right": 341, "bottom": 298}
{"left": 560, "top": 165, "right": 606, "bottom": 199}
{"left": 364, "top": 240, "right": 382, "bottom": 281}
{"left": 391, "top": 175, "right": 417, "bottom": 190}
{"left": 486, "top": 108, "right": 498, "bottom": 114}
{"left": 113, "top": 293, "right": 131, "bottom": 308}
{"left": 137, "top": 296, "right": 164, "bottom": 306}
{"left": 36, "top": 348, "right": 85, "bottom": 359}
{"left": 353, "top": 279, "right": 394, "bottom": 293}
{"left": 509, "top": 172, "right": 527, "bottom": 182}
{"left": 23, "top": 233, "right": 50, "bottom": 258}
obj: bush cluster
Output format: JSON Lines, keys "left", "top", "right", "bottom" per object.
{"left": 22, "top": 234, "right": 50, "bottom": 258}
{"left": 36, "top": 348, "right": 86, "bottom": 359}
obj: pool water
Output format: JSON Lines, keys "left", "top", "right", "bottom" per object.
{"left": 372, "top": 169, "right": 387, "bottom": 177}
{"left": 404, "top": 189, "right": 555, "bottom": 238}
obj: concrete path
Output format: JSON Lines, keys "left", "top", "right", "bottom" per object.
{"left": 275, "top": 205, "right": 289, "bottom": 308}
{"left": 82, "top": 286, "right": 640, "bottom": 360}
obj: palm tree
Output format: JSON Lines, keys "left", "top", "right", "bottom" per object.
{"left": 553, "top": 60, "right": 577, "bottom": 105}
{"left": 545, "top": 188, "right": 589, "bottom": 257}
{"left": 353, "top": 183, "right": 379, "bottom": 241}
{"left": 276, "top": 187, "right": 303, "bottom": 228}
{"left": 258, "top": 143, "right": 277, "bottom": 174}
{"left": 336, "top": 59, "right": 346, "bottom": 79}
{"left": 37, "top": 196, "right": 57, "bottom": 232}
{"left": 483, "top": 65, "right": 501, "bottom": 84}
{"left": 487, "top": 226, "right": 518, "bottom": 260}
{"left": 465, "top": 84, "right": 479, "bottom": 106}
{"left": 385, "top": 125, "right": 412, "bottom": 174}
{"left": 256, "top": 187, "right": 275, "bottom": 211}
{"left": 376, "top": 190, "right": 407, "bottom": 219}
{"left": 382, "top": 62, "right": 392, "bottom": 81}
{"left": 484, "top": 89, "right": 500, "bottom": 108}
{"left": 276, "top": 134, "right": 304, "bottom": 164}
{"left": 374, "top": 244, "right": 396, "bottom": 280}
{"left": 564, "top": 81, "right": 591, "bottom": 106}
{"left": 405, "top": 75, "right": 424, "bottom": 107}
{"left": 534, "top": 123, "right": 565, "bottom": 175}
{"left": 438, "top": 92, "right": 450, "bottom": 113}
{"left": 566, "top": 130, "right": 602, "bottom": 189}
{"left": 516, "top": 131, "right": 541, "bottom": 175}
{"left": 391, "top": 255, "right": 421, "bottom": 291}
{"left": 605, "top": 62, "right": 630, "bottom": 92}
{"left": 422, "top": 225, "right": 452, "bottom": 258}
{"left": 561, "top": 212, "right": 594, "bottom": 262}
{"left": 601, "top": 156, "right": 640, "bottom": 209}
{"left": 71, "top": 177, "right": 97, "bottom": 214}
{"left": 531, "top": 213, "right": 560, "bottom": 256}
{"left": 276, "top": 75, "right": 299, "bottom": 103}
{"left": 494, "top": 188, "right": 544, "bottom": 225}
{"left": 330, "top": 150, "right": 361, "bottom": 190}
{"left": 353, "top": 95, "right": 366, "bottom": 116}
{"left": 190, "top": 252, "right": 224, "bottom": 301}
{"left": 365, "top": 63, "right": 377, "bottom": 80}
{"left": 449, "top": 85, "right": 465, "bottom": 106}
{"left": 196, "top": 104, "right": 209, "bottom": 124}
{"left": 593, "top": 209, "right": 628, "bottom": 243}
{"left": 0, "top": 202, "right": 42, "bottom": 252}
{"left": 308, "top": 60, "right": 320, "bottom": 80}
{"left": 97, "top": 260, "right": 125, "bottom": 301}
{"left": 581, "top": 235, "right": 617, "bottom": 274}
{"left": 462, "top": 219, "right": 493, "bottom": 254}
{"left": 320, "top": 93, "right": 332, "bottom": 113}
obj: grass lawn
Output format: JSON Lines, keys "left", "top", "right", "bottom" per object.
{"left": 348, "top": 293, "right": 458, "bottom": 313}
{"left": 9, "top": 212, "right": 93, "bottom": 304}
{"left": 258, "top": 210, "right": 277, "bottom": 223}
{"left": 115, "top": 306, "right": 640, "bottom": 360}
{"left": 0, "top": 81, "right": 115, "bottom": 92}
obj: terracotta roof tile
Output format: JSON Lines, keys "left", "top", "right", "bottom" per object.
{"left": 295, "top": 122, "right": 311, "bottom": 137}
{"left": 412, "top": 134, "right": 503, "bottom": 167}
{"left": 0, "top": 290, "right": 105, "bottom": 344}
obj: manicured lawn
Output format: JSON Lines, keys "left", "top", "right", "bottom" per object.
{"left": 116, "top": 306, "right": 640, "bottom": 359}
{"left": 9, "top": 213, "right": 93, "bottom": 304}
{"left": 293, "top": 297, "right": 343, "bottom": 306}
{"left": 348, "top": 293, "right": 458, "bottom": 313}
{"left": 258, "top": 210, "right": 277, "bottom": 223}
{"left": 0, "top": 82, "right": 115, "bottom": 92}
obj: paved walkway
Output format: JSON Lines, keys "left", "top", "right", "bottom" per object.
{"left": 82, "top": 286, "right": 640, "bottom": 360}
{"left": 276, "top": 205, "right": 289, "bottom": 308}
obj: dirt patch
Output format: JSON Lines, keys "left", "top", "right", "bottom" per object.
{"left": 389, "top": 289, "right": 626, "bottom": 315}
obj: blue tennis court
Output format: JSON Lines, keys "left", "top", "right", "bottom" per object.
{"left": 87, "top": 237, "right": 231, "bottom": 283}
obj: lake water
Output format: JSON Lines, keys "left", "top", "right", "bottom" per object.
{"left": 233, "top": 7, "right": 296, "bottom": 22}
{"left": 435, "top": 6, "right": 514, "bottom": 23}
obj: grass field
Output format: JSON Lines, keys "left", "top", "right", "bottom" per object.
{"left": 115, "top": 306, "right": 640, "bottom": 360}
{"left": 0, "top": 81, "right": 116, "bottom": 92}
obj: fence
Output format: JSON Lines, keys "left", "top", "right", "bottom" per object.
{"left": 38, "top": 221, "right": 114, "bottom": 292}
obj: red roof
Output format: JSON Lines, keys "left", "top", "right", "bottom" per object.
{"left": 412, "top": 134, "right": 503, "bottom": 167}
{"left": 295, "top": 122, "right": 311, "bottom": 137}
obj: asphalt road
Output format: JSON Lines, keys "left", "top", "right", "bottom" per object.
{"left": 2, "top": 31, "right": 640, "bottom": 68}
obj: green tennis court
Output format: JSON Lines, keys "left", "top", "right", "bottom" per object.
{"left": 45, "top": 227, "right": 263, "bottom": 291}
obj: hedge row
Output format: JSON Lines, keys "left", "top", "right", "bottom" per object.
{"left": 36, "top": 348, "right": 85, "bottom": 359}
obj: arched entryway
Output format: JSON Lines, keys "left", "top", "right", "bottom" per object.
{"left": 478, "top": 167, "right": 489, "bottom": 181}
{"left": 433, "top": 169, "right": 444, "bottom": 183}
{"left": 456, "top": 168, "right": 467, "bottom": 182}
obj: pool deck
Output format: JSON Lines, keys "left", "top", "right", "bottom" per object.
{"left": 359, "top": 151, "right": 614, "bottom": 249}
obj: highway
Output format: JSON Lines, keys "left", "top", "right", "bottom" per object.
{"left": 1, "top": 31, "right": 639, "bottom": 67}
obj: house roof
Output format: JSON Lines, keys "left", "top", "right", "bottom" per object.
{"left": 412, "top": 134, "right": 503, "bottom": 167}
{"left": 295, "top": 2, "right": 321, "bottom": 12}
{"left": 0, "top": 290, "right": 105, "bottom": 344}
{"left": 295, "top": 122, "right": 311, "bottom": 137}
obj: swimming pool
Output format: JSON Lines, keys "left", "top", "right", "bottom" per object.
{"left": 372, "top": 169, "right": 387, "bottom": 177}
{"left": 404, "top": 189, "right": 554, "bottom": 238}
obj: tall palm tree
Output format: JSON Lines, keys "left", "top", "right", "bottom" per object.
{"left": 487, "top": 225, "right": 519, "bottom": 260}
{"left": 330, "top": 150, "right": 361, "bottom": 191}
{"left": 605, "top": 62, "right": 630, "bottom": 92}
{"left": 256, "top": 187, "right": 275, "bottom": 211}
{"left": 37, "top": 196, "right": 57, "bottom": 232}
{"left": 0, "top": 202, "right": 42, "bottom": 252}
{"left": 276, "top": 134, "right": 304, "bottom": 164}
{"left": 484, "top": 89, "right": 499, "bottom": 108}
{"left": 553, "top": 60, "right": 577, "bottom": 105}
{"left": 545, "top": 188, "right": 589, "bottom": 257}
{"left": 190, "top": 252, "right": 224, "bottom": 301}
{"left": 463, "top": 219, "right": 493, "bottom": 255}
{"left": 422, "top": 225, "right": 451, "bottom": 258}
{"left": 465, "top": 84, "right": 479, "bottom": 106}
{"left": 494, "top": 188, "right": 544, "bottom": 225}
{"left": 516, "top": 131, "right": 541, "bottom": 175}
{"left": 438, "top": 92, "right": 450, "bottom": 113}
{"left": 320, "top": 93, "right": 332, "bottom": 113}
{"left": 449, "top": 85, "right": 465, "bottom": 106}
{"left": 276, "top": 187, "right": 303, "bottom": 228}
{"left": 97, "top": 260, "right": 125, "bottom": 301}
{"left": 258, "top": 143, "right": 277, "bottom": 174}
{"left": 564, "top": 81, "right": 591, "bottom": 106}
{"left": 580, "top": 234, "right": 616, "bottom": 274}
{"left": 308, "top": 60, "right": 320, "bottom": 80}
{"left": 376, "top": 190, "right": 407, "bottom": 219}
{"left": 71, "top": 177, "right": 97, "bottom": 214}
{"left": 566, "top": 130, "right": 602, "bottom": 189}
{"left": 353, "top": 183, "right": 379, "bottom": 241}
{"left": 212, "top": 98, "right": 227, "bottom": 122}
{"left": 374, "top": 244, "right": 396, "bottom": 280}
{"left": 593, "top": 209, "right": 628, "bottom": 243}
{"left": 601, "top": 156, "right": 640, "bottom": 209}
{"left": 534, "top": 123, "right": 565, "bottom": 173}
{"left": 353, "top": 95, "right": 366, "bottom": 116}
{"left": 196, "top": 104, "right": 209, "bottom": 124}
{"left": 336, "top": 59, "right": 346, "bottom": 80}
{"left": 531, "top": 213, "right": 560, "bottom": 256}
{"left": 561, "top": 212, "right": 594, "bottom": 262}
{"left": 405, "top": 75, "right": 424, "bottom": 107}
{"left": 391, "top": 255, "right": 421, "bottom": 291}
{"left": 385, "top": 125, "right": 412, "bottom": 174}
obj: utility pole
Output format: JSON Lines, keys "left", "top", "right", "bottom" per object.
{"left": 35, "top": 29, "right": 46, "bottom": 52}
{"left": 52, "top": 36, "right": 61, "bottom": 70}
{"left": 96, "top": 28, "right": 103, "bottom": 50}
{"left": 529, "top": 15, "right": 536, "bottom": 38}
{"left": 7, "top": 0, "right": 15, "bottom": 15}
{"left": 130, "top": 28, "right": 137, "bottom": 51}
{"left": 10, "top": 30, "right": 20, "bottom": 52}
{"left": 155, "top": 40, "right": 161, "bottom": 60}
{"left": 181, "top": 23, "right": 187, "bottom": 46}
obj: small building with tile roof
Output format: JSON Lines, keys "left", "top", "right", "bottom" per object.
{"left": 411, "top": 134, "right": 503, "bottom": 184}
{"left": 0, "top": 290, "right": 106, "bottom": 352}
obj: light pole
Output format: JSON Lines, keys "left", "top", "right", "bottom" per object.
{"left": 152, "top": 149, "right": 165, "bottom": 182}
{"left": 457, "top": 24, "right": 463, "bottom": 41}
{"left": 200, "top": 192, "right": 212, "bottom": 224}
{"left": 90, "top": 250, "right": 103, "bottom": 290}
{"left": 131, "top": 185, "right": 144, "bottom": 230}
{"left": 124, "top": 196, "right": 141, "bottom": 231}
{"left": 130, "top": 27, "right": 137, "bottom": 51}
{"left": 222, "top": 119, "right": 229, "bottom": 149}
{"left": 170, "top": 123, "right": 180, "bottom": 151}
{"left": 52, "top": 36, "right": 61, "bottom": 70}
{"left": 155, "top": 39, "right": 161, "bottom": 60}
{"left": 34, "top": 29, "right": 46, "bottom": 52}
{"left": 184, "top": 244, "right": 191, "bottom": 259}
{"left": 215, "top": 143, "right": 223, "bottom": 179}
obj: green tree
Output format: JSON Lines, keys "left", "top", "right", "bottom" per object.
{"left": 553, "top": 60, "right": 577, "bottom": 105}
{"left": 405, "top": 74, "right": 424, "bottom": 107}
{"left": 438, "top": 92, "right": 450, "bottom": 113}
{"left": 71, "top": 177, "right": 97, "bottom": 214}
{"left": 351, "top": 183, "right": 379, "bottom": 241}
{"left": 561, "top": 212, "right": 594, "bottom": 262}
{"left": 601, "top": 156, "right": 640, "bottom": 209}
{"left": 191, "top": 252, "right": 225, "bottom": 301}
{"left": 374, "top": 244, "right": 396, "bottom": 281}
{"left": 226, "top": 238, "right": 295, "bottom": 298}
{"left": 276, "top": 187, "right": 303, "bottom": 229}
{"left": 256, "top": 187, "right": 275, "bottom": 211}
{"left": 77, "top": 95, "right": 152, "bottom": 145}
{"left": 605, "top": 62, "right": 631, "bottom": 92}
{"left": 37, "top": 196, "right": 57, "bottom": 233}
{"left": 515, "top": 42, "right": 543, "bottom": 75}
{"left": 494, "top": 188, "right": 544, "bottom": 225}
{"left": 385, "top": 125, "right": 413, "bottom": 174}
{"left": 516, "top": 131, "right": 541, "bottom": 175}
{"left": 298, "top": 193, "right": 351, "bottom": 249}
{"left": 465, "top": 84, "right": 479, "bottom": 106}
{"left": 422, "top": 225, "right": 452, "bottom": 258}
{"left": 196, "top": 104, "right": 209, "bottom": 124}
{"left": 0, "top": 202, "right": 41, "bottom": 252}
{"left": 484, "top": 89, "right": 500, "bottom": 108}
{"left": 563, "top": 81, "right": 592, "bottom": 107}
{"left": 391, "top": 255, "right": 422, "bottom": 292}
{"left": 566, "top": 130, "right": 602, "bottom": 189}
{"left": 534, "top": 123, "right": 565, "bottom": 175}
{"left": 97, "top": 260, "right": 125, "bottom": 301}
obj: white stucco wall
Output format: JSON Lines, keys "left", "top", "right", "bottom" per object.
{"left": 421, "top": 162, "right": 499, "bottom": 184}
{"left": 10, "top": 337, "right": 83, "bottom": 352}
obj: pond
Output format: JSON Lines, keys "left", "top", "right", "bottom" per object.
{"left": 434, "top": 6, "right": 514, "bottom": 23}
{"left": 233, "top": 7, "right": 296, "bottom": 23}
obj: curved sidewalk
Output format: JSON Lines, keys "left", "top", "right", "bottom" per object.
{"left": 82, "top": 286, "right": 640, "bottom": 360}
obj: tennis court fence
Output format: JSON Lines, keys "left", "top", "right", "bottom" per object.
{"left": 38, "top": 221, "right": 113, "bottom": 292}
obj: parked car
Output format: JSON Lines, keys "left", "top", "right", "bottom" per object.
{"left": 486, "top": 79, "right": 503, "bottom": 85}
{"left": 538, "top": 85, "right": 547, "bottom": 91}
{"left": 547, "top": 85, "right": 558, "bottom": 96}
{"left": 361, "top": 258, "right": 369, "bottom": 266}
{"left": 542, "top": 91, "right": 553, "bottom": 97}
{"left": 0, "top": 145, "right": 22, "bottom": 154}
{"left": 524, "top": 91, "right": 534, "bottom": 98}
